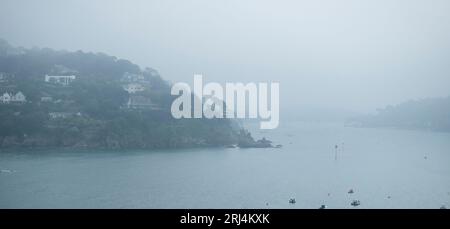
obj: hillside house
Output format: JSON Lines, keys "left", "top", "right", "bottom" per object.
{"left": 123, "top": 83, "right": 145, "bottom": 94}
{"left": 0, "top": 91, "right": 27, "bottom": 104}
{"left": 45, "top": 75, "right": 76, "bottom": 86}
{"left": 126, "top": 95, "right": 159, "bottom": 110}
{"left": 0, "top": 92, "right": 10, "bottom": 103}
{"left": 48, "top": 112, "right": 82, "bottom": 119}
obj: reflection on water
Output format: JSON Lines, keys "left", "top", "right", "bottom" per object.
{"left": 1, "top": 122, "right": 449, "bottom": 209}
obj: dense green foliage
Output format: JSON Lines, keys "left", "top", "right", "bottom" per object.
{"left": 0, "top": 39, "right": 240, "bottom": 149}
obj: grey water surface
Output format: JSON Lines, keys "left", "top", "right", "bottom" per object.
{"left": 1, "top": 122, "right": 449, "bottom": 209}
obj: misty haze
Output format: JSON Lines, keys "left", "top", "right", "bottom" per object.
{"left": 0, "top": 0, "right": 449, "bottom": 209}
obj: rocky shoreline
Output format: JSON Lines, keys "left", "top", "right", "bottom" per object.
{"left": 0, "top": 129, "right": 278, "bottom": 150}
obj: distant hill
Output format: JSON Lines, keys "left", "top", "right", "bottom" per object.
{"left": 347, "top": 97, "right": 450, "bottom": 132}
{"left": 0, "top": 39, "right": 245, "bottom": 149}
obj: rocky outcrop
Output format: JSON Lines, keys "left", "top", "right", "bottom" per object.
{"left": 237, "top": 130, "right": 274, "bottom": 148}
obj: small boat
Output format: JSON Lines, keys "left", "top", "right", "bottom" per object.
{"left": 348, "top": 189, "right": 354, "bottom": 194}
{"left": 289, "top": 198, "right": 296, "bottom": 204}
{"left": 319, "top": 205, "right": 327, "bottom": 209}
{"left": 351, "top": 200, "right": 361, "bottom": 206}
{"left": 440, "top": 205, "right": 447, "bottom": 209}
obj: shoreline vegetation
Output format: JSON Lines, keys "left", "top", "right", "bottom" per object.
{"left": 0, "top": 39, "right": 275, "bottom": 150}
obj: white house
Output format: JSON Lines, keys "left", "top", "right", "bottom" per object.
{"left": 48, "top": 112, "right": 81, "bottom": 119}
{"left": 12, "top": 91, "right": 26, "bottom": 102}
{"left": 45, "top": 75, "right": 76, "bottom": 86}
{"left": 0, "top": 91, "right": 26, "bottom": 104}
{"left": 123, "top": 83, "right": 145, "bottom": 94}
{"left": 126, "top": 95, "right": 160, "bottom": 110}
{"left": 0, "top": 92, "right": 11, "bottom": 103}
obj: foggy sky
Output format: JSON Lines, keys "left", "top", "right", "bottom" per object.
{"left": 1, "top": 0, "right": 450, "bottom": 115}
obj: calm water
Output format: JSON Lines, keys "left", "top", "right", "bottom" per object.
{"left": 1, "top": 122, "right": 450, "bottom": 209}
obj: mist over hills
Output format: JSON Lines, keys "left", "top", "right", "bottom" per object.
{"left": 347, "top": 96, "right": 450, "bottom": 132}
{"left": 0, "top": 39, "right": 244, "bottom": 149}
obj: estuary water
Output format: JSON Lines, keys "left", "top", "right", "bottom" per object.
{"left": 1, "top": 122, "right": 449, "bottom": 209}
